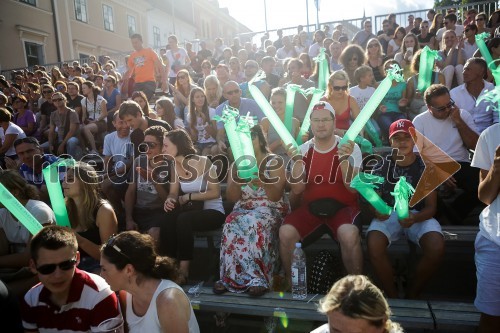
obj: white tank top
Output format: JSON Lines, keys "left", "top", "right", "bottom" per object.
{"left": 179, "top": 165, "right": 225, "bottom": 214}
{"left": 126, "top": 279, "right": 200, "bottom": 333}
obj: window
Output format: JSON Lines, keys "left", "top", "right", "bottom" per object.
{"left": 153, "top": 26, "right": 161, "bottom": 48}
{"left": 25, "top": 42, "right": 44, "bottom": 67}
{"left": 127, "top": 15, "right": 136, "bottom": 36}
{"left": 103, "top": 4, "right": 114, "bottom": 31}
{"left": 20, "top": 0, "right": 36, "bottom": 6}
{"left": 74, "top": 0, "right": 88, "bottom": 22}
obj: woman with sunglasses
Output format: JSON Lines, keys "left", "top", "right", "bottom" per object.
{"left": 377, "top": 60, "right": 408, "bottom": 144}
{"left": 11, "top": 94, "right": 36, "bottom": 136}
{"left": 0, "top": 170, "right": 55, "bottom": 295}
{"left": 100, "top": 231, "right": 200, "bottom": 332}
{"left": 125, "top": 126, "right": 178, "bottom": 249}
{"left": 63, "top": 161, "right": 117, "bottom": 273}
{"left": 323, "top": 71, "right": 361, "bottom": 137}
{"left": 417, "top": 20, "right": 436, "bottom": 49}
{"left": 339, "top": 45, "right": 366, "bottom": 87}
{"left": 171, "top": 69, "right": 196, "bottom": 123}
{"left": 476, "top": 12, "right": 491, "bottom": 35}
{"left": 365, "top": 38, "right": 387, "bottom": 82}
{"left": 214, "top": 125, "right": 289, "bottom": 297}
{"left": 436, "top": 30, "right": 465, "bottom": 89}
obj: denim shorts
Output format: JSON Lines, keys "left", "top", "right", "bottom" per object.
{"left": 474, "top": 233, "right": 500, "bottom": 316}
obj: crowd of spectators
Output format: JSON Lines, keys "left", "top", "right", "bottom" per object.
{"left": 1, "top": 5, "right": 500, "bottom": 332}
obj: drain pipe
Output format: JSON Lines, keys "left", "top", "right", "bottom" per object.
{"left": 51, "top": 0, "right": 62, "bottom": 63}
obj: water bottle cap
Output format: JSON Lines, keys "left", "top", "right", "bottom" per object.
{"left": 295, "top": 242, "right": 302, "bottom": 248}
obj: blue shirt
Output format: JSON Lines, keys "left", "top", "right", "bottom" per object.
{"left": 19, "top": 154, "right": 65, "bottom": 188}
{"left": 215, "top": 98, "right": 265, "bottom": 130}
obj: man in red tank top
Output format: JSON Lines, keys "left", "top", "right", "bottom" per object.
{"left": 279, "top": 102, "right": 363, "bottom": 287}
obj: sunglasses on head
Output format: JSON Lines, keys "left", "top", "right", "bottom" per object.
{"left": 333, "top": 85, "right": 348, "bottom": 91}
{"left": 36, "top": 258, "right": 77, "bottom": 275}
{"left": 431, "top": 99, "right": 455, "bottom": 112}
{"left": 105, "top": 235, "right": 131, "bottom": 261}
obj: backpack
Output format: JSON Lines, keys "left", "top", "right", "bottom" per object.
{"left": 308, "top": 250, "right": 339, "bottom": 294}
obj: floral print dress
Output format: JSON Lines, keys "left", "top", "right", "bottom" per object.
{"left": 219, "top": 184, "right": 290, "bottom": 293}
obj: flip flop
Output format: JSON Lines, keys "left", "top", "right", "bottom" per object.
{"left": 248, "top": 286, "right": 267, "bottom": 297}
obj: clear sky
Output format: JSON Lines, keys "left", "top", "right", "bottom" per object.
{"left": 218, "top": 0, "right": 435, "bottom": 32}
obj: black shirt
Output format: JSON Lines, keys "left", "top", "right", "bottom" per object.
{"left": 66, "top": 94, "right": 84, "bottom": 121}
{"left": 40, "top": 101, "right": 56, "bottom": 119}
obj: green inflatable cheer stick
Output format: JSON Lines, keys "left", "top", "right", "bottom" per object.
{"left": 476, "top": 32, "right": 496, "bottom": 70}
{"left": 314, "top": 48, "right": 328, "bottom": 91}
{"left": 391, "top": 176, "right": 415, "bottom": 220}
{"left": 296, "top": 88, "right": 325, "bottom": 145}
{"left": 249, "top": 84, "right": 298, "bottom": 149}
{"left": 214, "top": 106, "right": 245, "bottom": 164}
{"left": 235, "top": 113, "right": 259, "bottom": 180}
{"left": 42, "top": 159, "right": 74, "bottom": 227}
{"left": 365, "top": 119, "right": 383, "bottom": 147}
{"left": 0, "top": 183, "right": 43, "bottom": 235}
{"left": 284, "top": 84, "right": 301, "bottom": 132}
{"left": 417, "top": 46, "right": 442, "bottom": 93}
{"left": 340, "top": 64, "right": 404, "bottom": 147}
{"left": 354, "top": 135, "right": 373, "bottom": 154}
{"left": 350, "top": 172, "right": 392, "bottom": 216}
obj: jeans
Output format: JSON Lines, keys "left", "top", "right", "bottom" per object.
{"left": 133, "top": 81, "right": 156, "bottom": 101}
{"left": 41, "top": 136, "right": 80, "bottom": 159}
{"left": 377, "top": 112, "right": 407, "bottom": 140}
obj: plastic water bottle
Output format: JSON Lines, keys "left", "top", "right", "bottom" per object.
{"left": 291, "top": 242, "right": 307, "bottom": 300}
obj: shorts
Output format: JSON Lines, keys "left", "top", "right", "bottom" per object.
{"left": 283, "top": 204, "right": 360, "bottom": 240}
{"left": 133, "top": 207, "right": 168, "bottom": 232}
{"left": 366, "top": 210, "right": 443, "bottom": 246}
{"left": 474, "top": 233, "right": 500, "bottom": 316}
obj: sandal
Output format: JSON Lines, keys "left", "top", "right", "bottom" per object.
{"left": 248, "top": 286, "right": 268, "bottom": 297}
{"left": 213, "top": 281, "right": 228, "bottom": 295}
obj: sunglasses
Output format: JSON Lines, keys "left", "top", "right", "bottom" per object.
{"left": 177, "top": 75, "right": 188, "bottom": 79}
{"left": 226, "top": 89, "right": 240, "bottom": 95}
{"left": 333, "top": 85, "right": 348, "bottom": 91}
{"left": 43, "top": 90, "right": 53, "bottom": 94}
{"left": 367, "top": 44, "right": 379, "bottom": 48}
{"left": 105, "top": 235, "right": 131, "bottom": 261}
{"left": 36, "top": 258, "right": 77, "bottom": 275}
{"left": 52, "top": 98, "right": 64, "bottom": 102}
{"left": 143, "top": 141, "right": 159, "bottom": 149}
{"left": 431, "top": 99, "right": 455, "bottom": 112}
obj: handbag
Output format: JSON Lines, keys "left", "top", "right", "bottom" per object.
{"left": 308, "top": 198, "right": 346, "bottom": 218}
{"left": 179, "top": 167, "right": 208, "bottom": 212}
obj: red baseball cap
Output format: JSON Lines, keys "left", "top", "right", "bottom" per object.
{"left": 389, "top": 119, "right": 414, "bottom": 139}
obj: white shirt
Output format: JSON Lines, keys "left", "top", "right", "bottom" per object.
{"left": 0, "top": 199, "right": 55, "bottom": 248}
{"left": 412, "top": 109, "right": 478, "bottom": 163}
{"left": 276, "top": 47, "right": 297, "bottom": 59}
{"left": 0, "top": 122, "right": 26, "bottom": 156}
{"left": 308, "top": 42, "right": 322, "bottom": 58}
{"left": 471, "top": 123, "right": 500, "bottom": 246}
{"left": 450, "top": 81, "right": 498, "bottom": 133}
{"left": 436, "top": 25, "right": 465, "bottom": 42}
{"left": 349, "top": 85, "right": 376, "bottom": 110}
{"left": 463, "top": 40, "right": 478, "bottom": 60}
{"left": 103, "top": 131, "right": 132, "bottom": 172}
{"left": 81, "top": 95, "right": 107, "bottom": 121}
{"left": 166, "top": 48, "right": 190, "bottom": 78}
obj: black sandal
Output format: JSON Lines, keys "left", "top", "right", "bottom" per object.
{"left": 213, "top": 281, "right": 228, "bottom": 295}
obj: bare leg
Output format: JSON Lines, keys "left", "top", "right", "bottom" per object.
{"left": 279, "top": 224, "right": 301, "bottom": 287}
{"left": 367, "top": 230, "right": 398, "bottom": 298}
{"left": 407, "top": 232, "right": 444, "bottom": 299}
{"left": 337, "top": 224, "right": 363, "bottom": 274}
{"left": 82, "top": 123, "right": 98, "bottom": 151}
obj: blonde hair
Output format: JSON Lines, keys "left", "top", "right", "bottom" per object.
{"left": 66, "top": 162, "right": 105, "bottom": 230}
{"left": 327, "top": 70, "right": 349, "bottom": 97}
{"left": 319, "top": 275, "right": 403, "bottom": 333}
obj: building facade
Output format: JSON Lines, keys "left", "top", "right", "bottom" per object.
{"left": 0, "top": 0, "right": 251, "bottom": 72}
